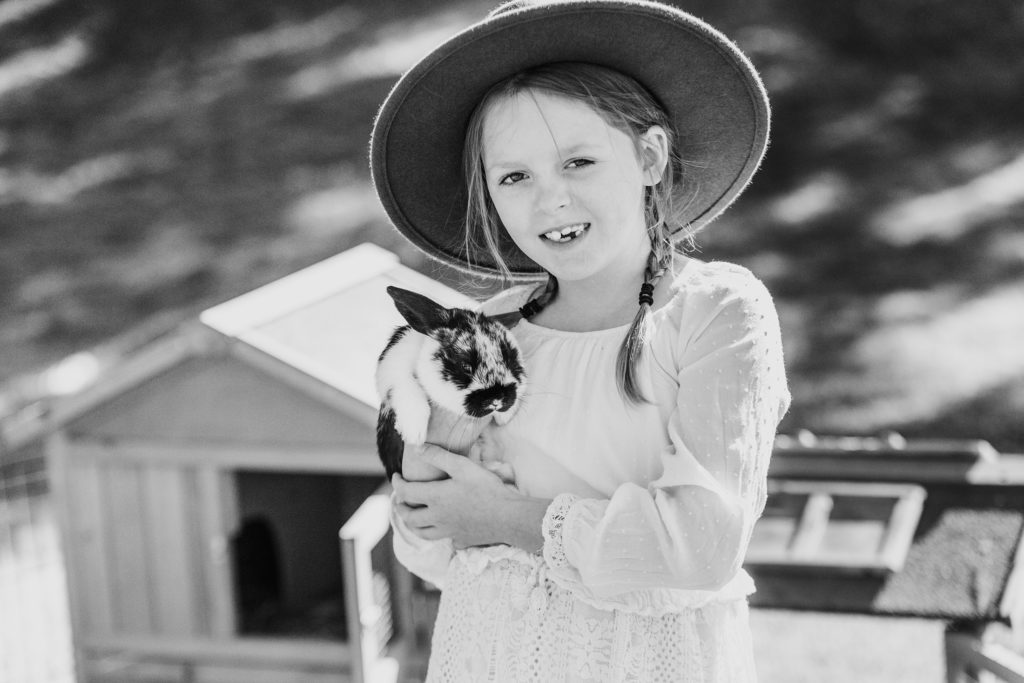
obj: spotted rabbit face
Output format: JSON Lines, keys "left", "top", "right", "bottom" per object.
{"left": 427, "top": 310, "right": 525, "bottom": 418}
{"left": 387, "top": 287, "right": 526, "bottom": 421}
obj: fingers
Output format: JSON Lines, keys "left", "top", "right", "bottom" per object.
{"left": 392, "top": 471, "right": 448, "bottom": 507}
{"left": 418, "top": 444, "right": 485, "bottom": 476}
{"left": 397, "top": 501, "right": 433, "bottom": 528}
{"left": 392, "top": 497, "right": 449, "bottom": 541}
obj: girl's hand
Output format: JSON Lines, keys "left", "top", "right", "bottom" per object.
{"left": 401, "top": 444, "right": 447, "bottom": 482}
{"left": 402, "top": 406, "right": 493, "bottom": 482}
{"left": 392, "top": 445, "right": 546, "bottom": 551}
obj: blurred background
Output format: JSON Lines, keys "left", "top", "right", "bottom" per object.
{"left": 1, "top": 0, "right": 1023, "bottom": 681}
{"left": 1, "top": 0, "right": 1022, "bottom": 450}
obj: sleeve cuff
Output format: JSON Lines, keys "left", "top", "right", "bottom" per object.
{"left": 390, "top": 493, "right": 454, "bottom": 587}
{"left": 542, "top": 493, "right": 579, "bottom": 569}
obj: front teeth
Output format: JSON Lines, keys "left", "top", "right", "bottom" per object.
{"left": 542, "top": 223, "right": 588, "bottom": 243}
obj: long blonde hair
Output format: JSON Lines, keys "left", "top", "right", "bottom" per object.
{"left": 462, "top": 62, "right": 691, "bottom": 403}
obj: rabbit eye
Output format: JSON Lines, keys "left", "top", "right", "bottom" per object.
{"left": 462, "top": 361, "right": 475, "bottom": 373}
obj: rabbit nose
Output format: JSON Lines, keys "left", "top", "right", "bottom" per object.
{"left": 494, "top": 385, "right": 517, "bottom": 412}
{"left": 465, "top": 384, "right": 517, "bottom": 418}
{"left": 480, "top": 385, "right": 517, "bottom": 412}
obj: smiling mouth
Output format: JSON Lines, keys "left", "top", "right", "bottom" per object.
{"left": 540, "top": 223, "right": 589, "bottom": 243}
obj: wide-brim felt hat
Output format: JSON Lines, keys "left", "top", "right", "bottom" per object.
{"left": 370, "top": 0, "right": 770, "bottom": 279}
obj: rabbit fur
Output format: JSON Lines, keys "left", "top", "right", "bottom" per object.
{"left": 376, "top": 286, "right": 525, "bottom": 480}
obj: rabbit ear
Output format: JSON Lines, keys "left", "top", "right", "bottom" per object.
{"left": 386, "top": 286, "right": 451, "bottom": 335}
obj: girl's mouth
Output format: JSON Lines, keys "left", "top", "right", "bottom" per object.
{"left": 540, "top": 223, "right": 589, "bottom": 243}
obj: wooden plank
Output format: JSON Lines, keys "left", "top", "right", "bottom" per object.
{"left": 66, "top": 450, "right": 115, "bottom": 636}
{"left": 183, "top": 467, "right": 212, "bottom": 637}
{"left": 104, "top": 460, "right": 154, "bottom": 633}
{"left": 746, "top": 481, "right": 926, "bottom": 575}
{"left": 341, "top": 486, "right": 402, "bottom": 683}
{"left": 789, "top": 493, "right": 832, "bottom": 558}
{"left": 1000, "top": 527, "right": 1024, "bottom": 624}
{"left": 44, "top": 430, "right": 87, "bottom": 683}
{"left": 970, "top": 642, "right": 1024, "bottom": 682}
{"left": 143, "top": 463, "right": 200, "bottom": 636}
{"left": 945, "top": 630, "right": 1024, "bottom": 683}
{"left": 82, "top": 633, "right": 351, "bottom": 668}
{"left": 774, "top": 434, "right": 998, "bottom": 461}
{"left": 767, "top": 445, "right": 1024, "bottom": 485}
{"left": 71, "top": 439, "right": 383, "bottom": 476}
{"left": 878, "top": 486, "right": 927, "bottom": 572}
{"left": 197, "top": 465, "right": 237, "bottom": 638}
{"left": 390, "top": 564, "right": 415, "bottom": 654}
{"left": 195, "top": 664, "right": 352, "bottom": 683}
{"left": 83, "top": 657, "right": 188, "bottom": 683}
{"left": 768, "top": 480, "right": 925, "bottom": 498}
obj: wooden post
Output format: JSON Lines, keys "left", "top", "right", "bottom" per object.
{"left": 945, "top": 621, "right": 1024, "bottom": 683}
{"left": 44, "top": 428, "right": 86, "bottom": 683}
{"left": 341, "top": 486, "right": 401, "bottom": 683}
{"left": 197, "top": 464, "right": 237, "bottom": 638}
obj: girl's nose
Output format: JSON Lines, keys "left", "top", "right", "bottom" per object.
{"left": 537, "top": 175, "right": 572, "bottom": 212}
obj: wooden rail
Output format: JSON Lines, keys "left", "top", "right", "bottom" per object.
{"left": 946, "top": 630, "right": 1024, "bottom": 683}
{"left": 341, "top": 483, "right": 415, "bottom": 683}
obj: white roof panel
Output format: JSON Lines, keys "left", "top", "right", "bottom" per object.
{"left": 201, "top": 243, "right": 473, "bottom": 407}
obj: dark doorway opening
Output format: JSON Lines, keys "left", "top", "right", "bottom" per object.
{"left": 231, "top": 470, "right": 383, "bottom": 641}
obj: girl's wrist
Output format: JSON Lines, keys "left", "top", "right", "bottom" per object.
{"left": 402, "top": 449, "right": 447, "bottom": 481}
{"left": 497, "top": 490, "right": 549, "bottom": 554}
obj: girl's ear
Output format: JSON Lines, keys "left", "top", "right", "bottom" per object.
{"left": 638, "top": 125, "right": 669, "bottom": 187}
{"left": 386, "top": 286, "right": 450, "bottom": 335}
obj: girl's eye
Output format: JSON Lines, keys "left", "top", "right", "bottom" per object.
{"left": 566, "top": 158, "right": 594, "bottom": 170}
{"left": 499, "top": 171, "right": 527, "bottom": 186}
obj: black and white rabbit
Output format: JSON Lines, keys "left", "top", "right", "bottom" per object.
{"left": 375, "top": 286, "right": 525, "bottom": 480}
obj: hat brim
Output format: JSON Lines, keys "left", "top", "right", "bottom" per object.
{"left": 371, "top": 0, "right": 769, "bottom": 279}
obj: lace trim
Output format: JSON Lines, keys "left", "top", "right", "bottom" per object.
{"left": 453, "top": 544, "right": 755, "bottom": 617}
{"left": 542, "top": 493, "right": 579, "bottom": 569}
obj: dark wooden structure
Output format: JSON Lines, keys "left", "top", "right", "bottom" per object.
{"left": 754, "top": 432, "right": 1024, "bottom": 681}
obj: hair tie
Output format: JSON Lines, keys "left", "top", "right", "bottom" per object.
{"left": 520, "top": 298, "right": 543, "bottom": 319}
{"left": 638, "top": 282, "right": 655, "bottom": 307}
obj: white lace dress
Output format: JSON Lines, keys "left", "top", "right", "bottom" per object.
{"left": 391, "top": 260, "right": 791, "bottom": 682}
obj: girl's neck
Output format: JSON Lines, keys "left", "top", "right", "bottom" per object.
{"left": 531, "top": 249, "right": 651, "bottom": 333}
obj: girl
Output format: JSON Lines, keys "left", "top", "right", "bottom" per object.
{"left": 370, "top": 1, "right": 790, "bottom": 680}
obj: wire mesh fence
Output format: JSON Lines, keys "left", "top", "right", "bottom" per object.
{"left": 0, "top": 455, "right": 75, "bottom": 683}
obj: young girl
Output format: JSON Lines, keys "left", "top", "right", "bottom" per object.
{"left": 370, "top": 1, "right": 790, "bottom": 680}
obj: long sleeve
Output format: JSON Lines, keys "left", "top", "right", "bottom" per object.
{"left": 390, "top": 495, "right": 454, "bottom": 588}
{"left": 542, "top": 268, "right": 790, "bottom": 600}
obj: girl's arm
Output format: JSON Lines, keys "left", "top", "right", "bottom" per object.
{"left": 388, "top": 409, "right": 479, "bottom": 585}
{"left": 389, "top": 284, "right": 542, "bottom": 570}
{"left": 392, "top": 447, "right": 550, "bottom": 552}
{"left": 542, "top": 270, "right": 791, "bottom": 597}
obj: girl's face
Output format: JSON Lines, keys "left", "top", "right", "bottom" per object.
{"left": 481, "top": 90, "right": 666, "bottom": 286}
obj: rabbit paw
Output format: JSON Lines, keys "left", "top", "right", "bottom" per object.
{"left": 393, "top": 402, "right": 431, "bottom": 445}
